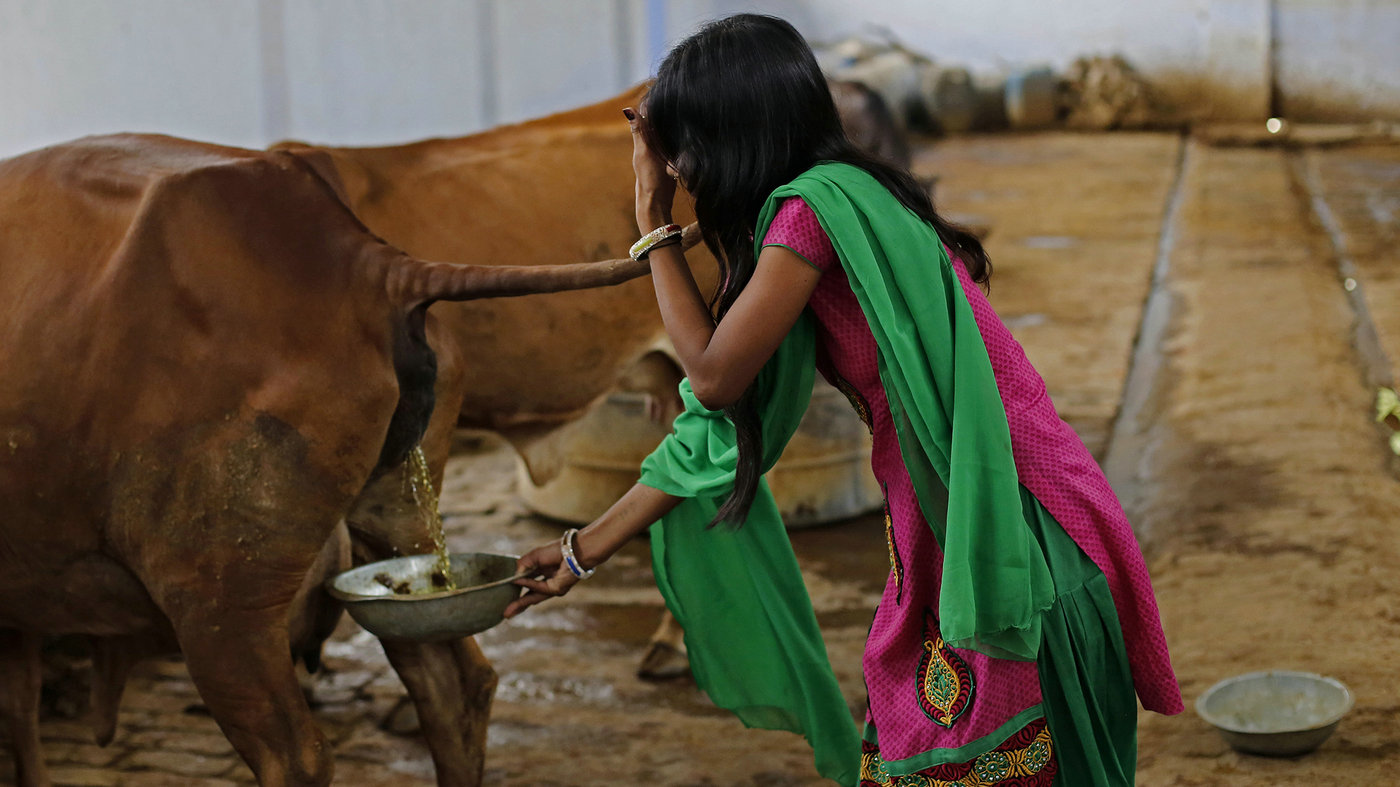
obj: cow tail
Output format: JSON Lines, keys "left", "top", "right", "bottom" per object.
{"left": 385, "top": 254, "right": 649, "bottom": 308}
{"left": 386, "top": 222, "right": 701, "bottom": 308}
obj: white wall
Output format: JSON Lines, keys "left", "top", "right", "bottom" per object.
{"left": 0, "top": 1, "right": 267, "bottom": 155}
{"left": 1, "top": 0, "right": 1396, "bottom": 161}
{"left": 0, "top": 0, "right": 656, "bottom": 158}
{"left": 274, "top": 0, "right": 493, "bottom": 145}
{"left": 1275, "top": 0, "right": 1400, "bottom": 121}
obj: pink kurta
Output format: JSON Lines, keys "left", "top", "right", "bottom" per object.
{"left": 762, "top": 196, "right": 1180, "bottom": 768}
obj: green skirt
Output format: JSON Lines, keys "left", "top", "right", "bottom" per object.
{"left": 1024, "top": 485, "right": 1139, "bottom": 786}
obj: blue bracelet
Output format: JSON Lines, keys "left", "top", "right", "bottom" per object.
{"left": 560, "top": 528, "right": 596, "bottom": 579}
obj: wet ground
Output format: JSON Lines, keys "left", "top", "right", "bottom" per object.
{"left": 5, "top": 131, "right": 1399, "bottom": 786}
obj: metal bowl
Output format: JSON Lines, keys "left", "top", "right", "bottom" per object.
{"left": 1196, "top": 670, "right": 1353, "bottom": 757}
{"left": 326, "top": 552, "right": 524, "bottom": 642}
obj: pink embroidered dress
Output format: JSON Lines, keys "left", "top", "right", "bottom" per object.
{"left": 761, "top": 197, "right": 1181, "bottom": 785}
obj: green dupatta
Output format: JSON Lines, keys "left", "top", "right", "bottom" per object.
{"left": 638, "top": 162, "right": 1055, "bottom": 785}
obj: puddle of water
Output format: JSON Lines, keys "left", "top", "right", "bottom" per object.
{"left": 486, "top": 719, "right": 549, "bottom": 748}
{"left": 494, "top": 672, "right": 618, "bottom": 705}
{"left": 386, "top": 757, "right": 437, "bottom": 778}
{"left": 1021, "top": 235, "right": 1079, "bottom": 249}
{"left": 1003, "top": 313, "right": 1049, "bottom": 329}
{"left": 489, "top": 605, "right": 592, "bottom": 633}
{"left": 1365, "top": 190, "right": 1396, "bottom": 227}
{"left": 961, "top": 190, "right": 1022, "bottom": 202}
{"left": 322, "top": 629, "right": 380, "bottom": 660}
{"left": 1340, "top": 158, "right": 1400, "bottom": 182}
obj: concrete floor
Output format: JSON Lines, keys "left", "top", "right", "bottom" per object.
{"left": 5, "top": 131, "right": 1399, "bottom": 786}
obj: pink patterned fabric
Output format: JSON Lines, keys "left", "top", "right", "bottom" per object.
{"left": 766, "top": 197, "right": 1041, "bottom": 759}
{"left": 762, "top": 197, "right": 1181, "bottom": 761}
{"left": 764, "top": 197, "right": 840, "bottom": 270}
{"left": 949, "top": 254, "right": 1182, "bottom": 717}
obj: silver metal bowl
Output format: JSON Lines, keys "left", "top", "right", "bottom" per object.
{"left": 1196, "top": 670, "right": 1353, "bottom": 757}
{"left": 326, "top": 552, "right": 524, "bottom": 642}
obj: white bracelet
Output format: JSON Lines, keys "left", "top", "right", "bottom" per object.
{"left": 629, "top": 223, "right": 683, "bottom": 261}
{"left": 560, "top": 528, "right": 595, "bottom": 579}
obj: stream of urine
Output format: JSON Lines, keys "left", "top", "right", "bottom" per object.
{"left": 405, "top": 446, "right": 456, "bottom": 592}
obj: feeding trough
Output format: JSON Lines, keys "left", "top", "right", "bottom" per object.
{"left": 1195, "top": 670, "right": 1353, "bottom": 757}
{"left": 327, "top": 552, "right": 524, "bottom": 642}
{"left": 518, "top": 378, "right": 881, "bottom": 527}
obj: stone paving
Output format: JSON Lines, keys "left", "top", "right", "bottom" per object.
{"left": 4, "top": 131, "right": 1399, "bottom": 786}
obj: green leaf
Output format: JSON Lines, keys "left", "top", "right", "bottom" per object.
{"left": 1377, "top": 387, "right": 1400, "bottom": 422}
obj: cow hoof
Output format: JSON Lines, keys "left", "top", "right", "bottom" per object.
{"left": 636, "top": 641, "right": 690, "bottom": 681}
{"left": 379, "top": 695, "right": 420, "bottom": 736}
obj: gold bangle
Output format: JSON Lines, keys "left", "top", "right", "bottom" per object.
{"left": 646, "top": 236, "right": 682, "bottom": 255}
{"left": 629, "top": 223, "right": 683, "bottom": 261}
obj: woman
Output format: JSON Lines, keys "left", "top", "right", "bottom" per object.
{"left": 503, "top": 14, "right": 1181, "bottom": 786}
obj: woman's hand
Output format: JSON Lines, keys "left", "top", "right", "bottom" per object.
{"left": 500, "top": 485, "right": 683, "bottom": 620}
{"left": 623, "top": 106, "right": 677, "bottom": 233}
{"left": 503, "top": 540, "right": 580, "bottom": 618}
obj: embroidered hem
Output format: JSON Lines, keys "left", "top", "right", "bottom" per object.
{"left": 861, "top": 717, "right": 1056, "bottom": 786}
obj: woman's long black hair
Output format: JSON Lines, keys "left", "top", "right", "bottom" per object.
{"left": 644, "top": 13, "right": 991, "bottom": 527}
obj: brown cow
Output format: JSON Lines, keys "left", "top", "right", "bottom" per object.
{"left": 0, "top": 134, "right": 650, "bottom": 787}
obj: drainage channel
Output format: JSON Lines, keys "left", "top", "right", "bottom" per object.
{"left": 1289, "top": 150, "right": 1396, "bottom": 391}
{"left": 1101, "top": 133, "right": 1191, "bottom": 549}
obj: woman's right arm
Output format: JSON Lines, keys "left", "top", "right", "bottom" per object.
{"left": 505, "top": 482, "right": 681, "bottom": 617}
{"left": 576, "top": 482, "right": 682, "bottom": 567}
{"left": 624, "top": 107, "right": 821, "bottom": 411}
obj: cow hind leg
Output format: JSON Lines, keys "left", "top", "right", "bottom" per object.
{"left": 379, "top": 638, "right": 496, "bottom": 787}
{"left": 0, "top": 629, "right": 51, "bottom": 787}
{"left": 136, "top": 519, "right": 336, "bottom": 785}
{"left": 347, "top": 318, "right": 496, "bottom": 786}
{"left": 110, "top": 414, "right": 358, "bottom": 785}
{"left": 172, "top": 610, "right": 332, "bottom": 787}
{"left": 348, "top": 465, "right": 498, "bottom": 787}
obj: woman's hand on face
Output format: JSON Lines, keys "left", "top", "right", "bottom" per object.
{"left": 504, "top": 540, "right": 580, "bottom": 618}
{"left": 623, "top": 106, "right": 677, "bottom": 232}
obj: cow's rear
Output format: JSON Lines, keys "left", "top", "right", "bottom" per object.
{"left": 0, "top": 134, "right": 650, "bottom": 787}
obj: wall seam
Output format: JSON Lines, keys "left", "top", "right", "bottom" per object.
{"left": 256, "top": 0, "right": 291, "bottom": 145}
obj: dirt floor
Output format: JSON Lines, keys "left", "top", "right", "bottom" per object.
{"left": 4, "top": 131, "right": 1399, "bottom": 786}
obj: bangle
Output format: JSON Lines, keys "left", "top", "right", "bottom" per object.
{"left": 560, "top": 528, "right": 595, "bottom": 579}
{"left": 645, "top": 235, "right": 682, "bottom": 256}
{"left": 629, "top": 223, "right": 683, "bottom": 261}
